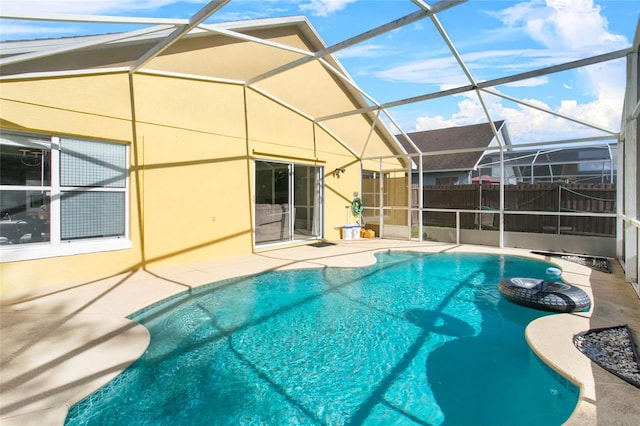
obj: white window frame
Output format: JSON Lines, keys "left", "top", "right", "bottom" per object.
{"left": 0, "top": 132, "right": 131, "bottom": 262}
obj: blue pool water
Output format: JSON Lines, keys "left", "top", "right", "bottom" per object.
{"left": 65, "top": 252, "right": 579, "bottom": 425}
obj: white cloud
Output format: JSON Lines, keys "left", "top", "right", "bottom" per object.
{"left": 374, "top": 55, "right": 467, "bottom": 87}
{"left": 414, "top": 115, "right": 456, "bottom": 131}
{"left": 414, "top": 88, "right": 621, "bottom": 143}
{"left": 299, "top": 0, "right": 356, "bottom": 17}
{"left": 463, "top": 48, "right": 580, "bottom": 73}
{"left": 495, "top": 0, "right": 627, "bottom": 53}
{"left": 372, "top": 47, "right": 588, "bottom": 89}
{"left": 503, "top": 77, "right": 548, "bottom": 88}
{"left": 0, "top": 0, "right": 195, "bottom": 15}
{"left": 0, "top": 1, "right": 224, "bottom": 39}
{"left": 0, "top": 23, "right": 80, "bottom": 37}
{"left": 335, "top": 43, "right": 386, "bottom": 59}
{"left": 410, "top": 0, "right": 629, "bottom": 143}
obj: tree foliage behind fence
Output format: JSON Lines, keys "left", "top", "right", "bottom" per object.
{"left": 416, "top": 183, "right": 616, "bottom": 236}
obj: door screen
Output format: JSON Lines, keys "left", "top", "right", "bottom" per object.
{"left": 255, "top": 161, "right": 322, "bottom": 245}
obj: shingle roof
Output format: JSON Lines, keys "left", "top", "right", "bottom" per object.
{"left": 398, "top": 121, "right": 505, "bottom": 171}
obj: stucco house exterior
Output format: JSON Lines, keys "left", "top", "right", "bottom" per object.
{"left": 397, "top": 121, "right": 514, "bottom": 185}
{"left": 0, "top": 17, "right": 405, "bottom": 294}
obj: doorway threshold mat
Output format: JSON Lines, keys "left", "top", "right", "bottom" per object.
{"left": 308, "top": 241, "right": 337, "bottom": 248}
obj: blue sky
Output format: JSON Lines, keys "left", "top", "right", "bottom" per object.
{"left": 1, "top": 0, "right": 639, "bottom": 144}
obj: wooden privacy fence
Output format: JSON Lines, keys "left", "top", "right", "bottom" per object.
{"left": 414, "top": 183, "right": 616, "bottom": 236}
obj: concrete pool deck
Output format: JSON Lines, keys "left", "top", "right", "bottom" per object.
{"left": 1, "top": 240, "right": 639, "bottom": 425}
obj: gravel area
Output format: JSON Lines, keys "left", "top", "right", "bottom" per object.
{"left": 574, "top": 325, "right": 640, "bottom": 388}
{"left": 532, "top": 251, "right": 611, "bottom": 273}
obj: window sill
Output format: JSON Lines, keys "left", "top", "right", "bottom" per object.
{"left": 0, "top": 238, "right": 132, "bottom": 262}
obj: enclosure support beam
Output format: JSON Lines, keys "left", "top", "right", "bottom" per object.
{"left": 620, "top": 41, "right": 639, "bottom": 289}
{"left": 0, "top": 25, "right": 173, "bottom": 66}
{"left": 482, "top": 88, "right": 618, "bottom": 135}
{"left": 317, "top": 48, "right": 629, "bottom": 124}
{"left": 131, "top": 0, "right": 229, "bottom": 73}
{"left": 246, "top": 0, "right": 466, "bottom": 86}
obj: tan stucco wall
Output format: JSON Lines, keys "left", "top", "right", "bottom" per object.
{"left": 0, "top": 73, "right": 132, "bottom": 140}
{"left": 147, "top": 29, "right": 310, "bottom": 82}
{"left": 129, "top": 74, "right": 251, "bottom": 268}
{"left": 0, "top": 27, "right": 401, "bottom": 294}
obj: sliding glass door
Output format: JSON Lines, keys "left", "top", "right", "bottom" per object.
{"left": 293, "top": 164, "right": 321, "bottom": 240}
{"left": 254, "top": 161, "right": 322, "bottom": 245}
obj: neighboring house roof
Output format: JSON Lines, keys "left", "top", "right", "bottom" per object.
{"left": 397, "top": 121, "right": 507, "bottom": 172}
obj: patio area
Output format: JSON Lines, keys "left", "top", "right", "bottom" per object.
{"left": 1, "top": 239, "right": 639, "bottom": 425}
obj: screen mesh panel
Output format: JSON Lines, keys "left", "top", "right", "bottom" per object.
{"left": 61, "top": 191, "right": 125, "bottom": 239}
{"left": 61, "top": 138, "right": 126, "bottom": 188}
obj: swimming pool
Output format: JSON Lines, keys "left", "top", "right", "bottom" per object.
{"left": 65, "top": 251, "right": 579, "bottom": 425}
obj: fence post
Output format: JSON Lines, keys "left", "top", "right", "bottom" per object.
{"left": 478, "top": 184, "right": 482, "bottom": 230}
{"left": 557, "top": 184, "right": 561, "bottom": 235}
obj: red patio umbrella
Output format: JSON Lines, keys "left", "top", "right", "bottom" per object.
{"left": 472, "top": 175, "right": 500, "bottom": 184}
